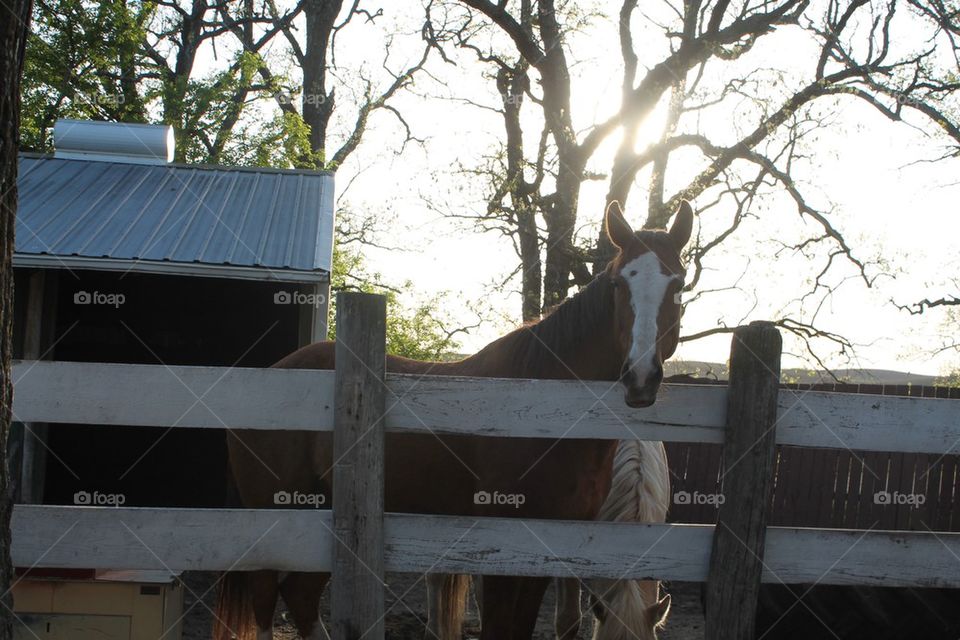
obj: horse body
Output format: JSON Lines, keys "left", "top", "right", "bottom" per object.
{"left": 217, "top": 202, "right": 692, "bottom": 640}
{"left": 223, "top": 285, "right": 623, "bottom": 639}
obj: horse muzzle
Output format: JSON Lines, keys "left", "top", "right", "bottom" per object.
{"left": 621, "top": 361, "right": 663, "bottom": 408}
{"left": 623, "top": 385, "right": 657, "bottom": 408}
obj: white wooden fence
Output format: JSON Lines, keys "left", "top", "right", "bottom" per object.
{"left": 14, "top": 506, "right": 960, "bottom": 586}
{"left": 13, "top": 359, "right": 958, "bottom": 452}
{"left": 10, "top": 293, "right": 960, "bottom": 639}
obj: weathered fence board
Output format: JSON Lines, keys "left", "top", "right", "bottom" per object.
{"left": 14, "top": 506, "right": 960, "bottom": 588}
{"left": 11, "top": 360, "right": 727, "bottom": 441}
{"left": 331, "top": 292, "right": 387, "bottom": 640}
{"left": 11, "top": 360, "right": 337, "bottom": 430}
{"left": 775, "top": 387, "right": 960, "bottom": 453}
{"left": 383, "top": 514, "right": 711, "bottom": 580}
{"left": 11, "top": 505, "right": 334, "bottom": 572}
{"left": 706, "top": 322, "right": 782, "bottom": 640}
{"left": 385, "top": 375, "right": 728, "bottom": 441}
{"left": 761, "top": 526, "right": 960, "bottom": 587}
{"left": 13, "top": 360, "right": 960, "bottom": 453}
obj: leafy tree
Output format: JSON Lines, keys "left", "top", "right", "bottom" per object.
{"left": 20, "top": 0, "right": 150, "bottom": 150}
{"left": 937, "top": 370, "right": 960, "bottom": 388}
{"left": 20, "top": 0, "right": 301, "bottom": 163}
{"left": 221, "top": 0, "right": 431, "bottom": 171}
{"left": 18, "top": 1, "right": 454, "bottom": 358}
{"left": 327, "top": 246, "right": 468, "bottom": 360}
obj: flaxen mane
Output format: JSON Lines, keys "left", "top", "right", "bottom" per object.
{"left": 590, "top": 440, "right": 672, "bottom": 640}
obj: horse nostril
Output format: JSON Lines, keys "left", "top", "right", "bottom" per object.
{"left": 649, "top": 364, "right": 664, "bottom": 385}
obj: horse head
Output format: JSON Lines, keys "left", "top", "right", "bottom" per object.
{"left": 605, "top": 200, "right": 693, "bottom": 408}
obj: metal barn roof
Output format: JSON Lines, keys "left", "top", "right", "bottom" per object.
{"left": 14, "top": 153, "right": 334, "bottom": 283}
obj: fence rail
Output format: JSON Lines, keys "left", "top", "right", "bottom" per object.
{"left": 10, "top": 292, "right": 960, "bottom": 640}
{"left": 11, "top": 360, "right": 960, "bottom": 451}
{"left": 14, "top": 505, "right": 960, "bottom": 588}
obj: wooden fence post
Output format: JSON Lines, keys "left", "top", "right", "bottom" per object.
{"left": 705, "top": 320, "right": 782, "bottom": 640}
{"left": 331, "top": 292, "right": 387, "bottom": 640}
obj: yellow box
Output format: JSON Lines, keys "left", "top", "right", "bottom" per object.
{"left": 12, "top": 570, "right": 183, "bottom": 640}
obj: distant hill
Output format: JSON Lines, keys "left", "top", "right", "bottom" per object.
{"left": 441, "top": 354, "right": 949, "bottom": 386}
{"left": 666, "top": 360, "right": 944, "bottom": 386}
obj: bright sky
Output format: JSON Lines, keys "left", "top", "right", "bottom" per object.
{"left": 209, "top": 2, "right": 960, "bottom": 376}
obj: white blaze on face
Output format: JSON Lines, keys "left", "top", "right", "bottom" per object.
{"left": 621, "top": 252, "right": 674, "bottom": 383}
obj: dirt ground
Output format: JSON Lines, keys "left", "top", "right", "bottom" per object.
{"left": 181, "top": 572, "right": 705, "bottom": 639}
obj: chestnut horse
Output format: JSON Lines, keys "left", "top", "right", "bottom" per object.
{"left": 214, "top": 201, "right": 692, "bottom": 640}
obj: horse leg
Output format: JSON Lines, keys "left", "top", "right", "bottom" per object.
{"left": 474, "top": 575, "right": 483, "bottom": 619}
{"left": 249, "top": 570, "right": 280, "bottom": 640}
{"left": 555, "top": 578, "right": 582, "bottom": 640}
{"left": 480, "top": 575, "right": 550, "bottom": 640}
{"left": 479, "top": 575, "right": 517, "bottom": 640}
{"left": 514, "top": 576, "right": 551, "bottom": 640}
{"left": 425, "top": 573, "right": 445, "bottom": 639}
{"left": 278, "top": 571, "right": 331, "bottom": 640}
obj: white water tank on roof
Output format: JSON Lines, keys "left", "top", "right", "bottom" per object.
{"left": 53, "top": 119, "right": 175, "bottom": 165}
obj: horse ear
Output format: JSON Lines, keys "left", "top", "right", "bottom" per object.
{"left": 649, "top": 594, "right": 671, "bottom": 628}
{"left": 605, "top": 201, "right": 635, "bottom": 250}
{"left": 668, "top": 201, "right": 694, "bottom": 250}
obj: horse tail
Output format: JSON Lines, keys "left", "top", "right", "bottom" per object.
{"left": 437, "top": 573, "right": 471, "bottom": 639}
{"left": 213, "top": 572, "right": 258, "bottom": 640}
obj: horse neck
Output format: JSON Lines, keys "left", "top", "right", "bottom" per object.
{"left": 462, "top": 278, "right": 621, "bottom": 381}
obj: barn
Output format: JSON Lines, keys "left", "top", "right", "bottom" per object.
{"left": 7, "top": 118, "right": 335, "bottom": 637}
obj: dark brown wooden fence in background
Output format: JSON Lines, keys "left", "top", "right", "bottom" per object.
{"left": 667, "top": 380, "right": 960, "bottom": 530}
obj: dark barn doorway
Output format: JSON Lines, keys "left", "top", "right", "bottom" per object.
{"left": 33, "top": 269, "right": 306, "bottom": 508}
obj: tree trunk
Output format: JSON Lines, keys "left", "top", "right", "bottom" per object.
{"left": 497, "top": 65, "right": 542, "bottom": 321}
{"left": 302, "top": 0, "right": 342, "bottom": 164}
{"left": 163, "top": 1, "right": 205, "bottom": 161}
{"left": 1, "top": 0, "right": 33, "bottom": 635}
{"left": 517, "top": 208, "right": 541, "bottom": 321}
{"left": 537, "top": 0, "right": 580, "bottom": 310}
{"left": 646, "top": 82, "right": 686, "bottom": 229}
{"left": 541, "top": 198, "right": 574, "bottom": 310}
